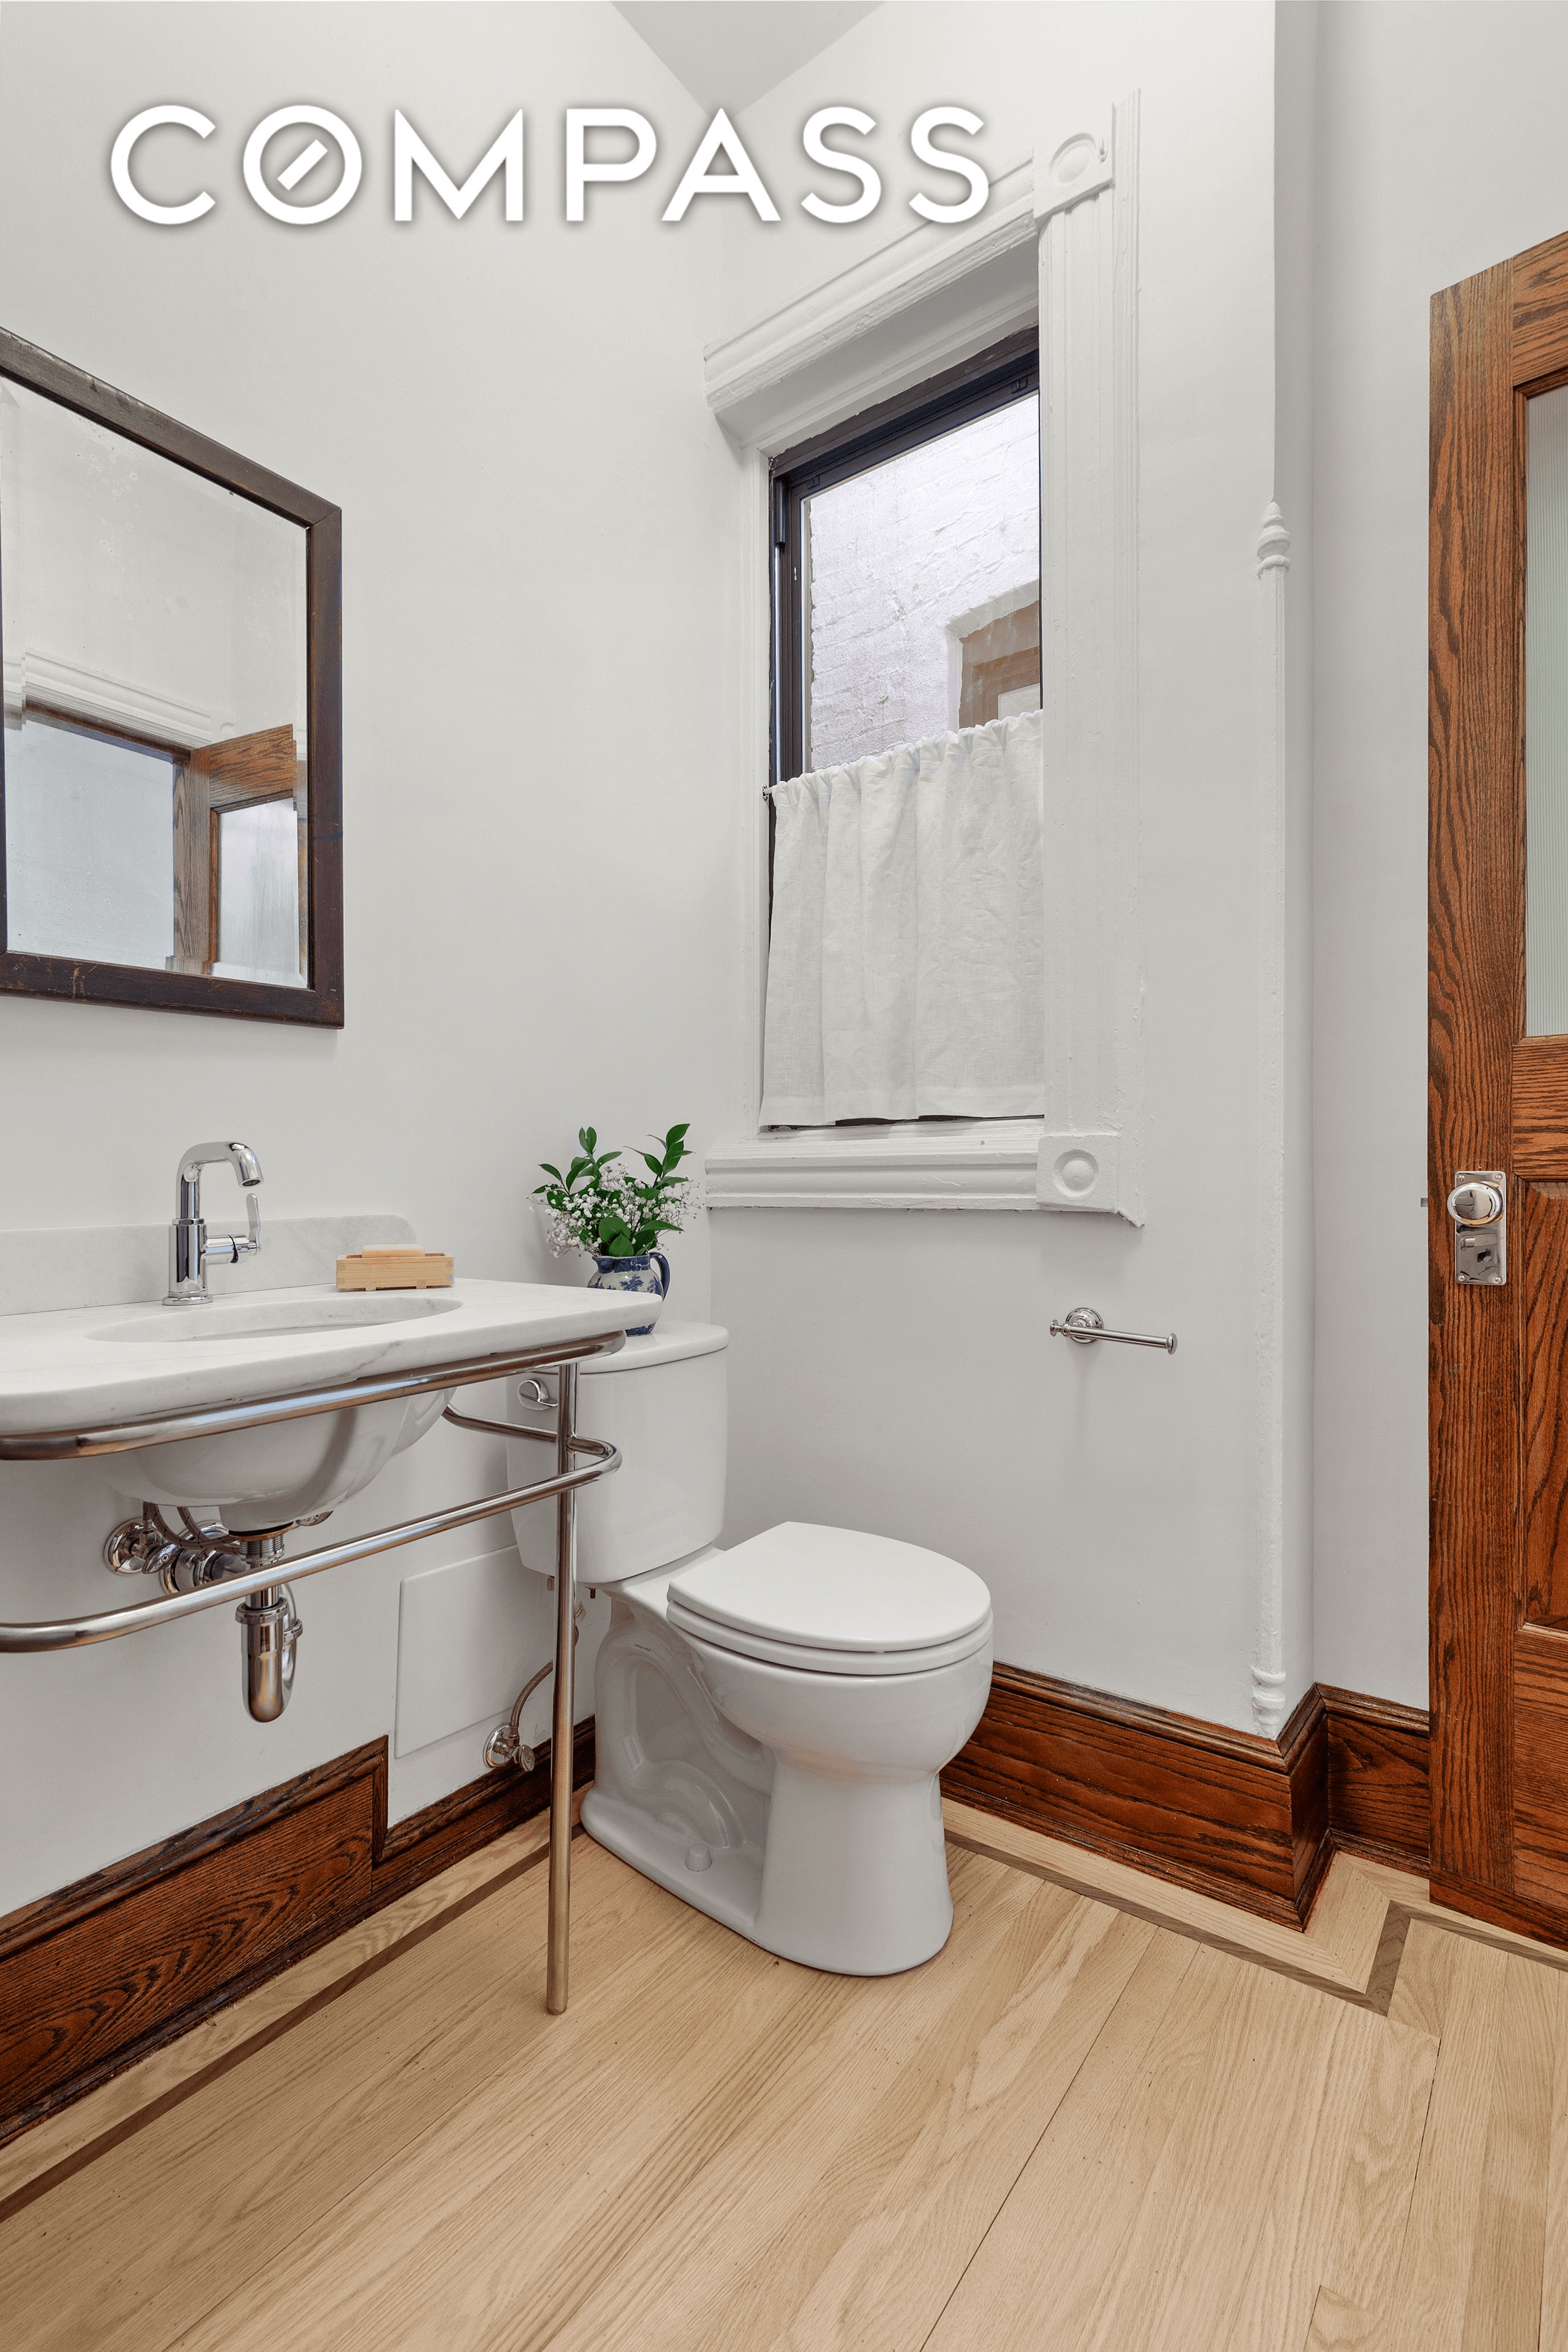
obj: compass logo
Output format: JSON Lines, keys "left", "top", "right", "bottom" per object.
{"left": 108, "top": 104, "right": 991, "bottom": 231}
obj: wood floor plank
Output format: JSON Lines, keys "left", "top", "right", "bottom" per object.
{"left": 147, "top": 1881, "right": 811, "bottom": 2352}
{"left": 1308, "top": 2288, "right": 1383, "bottom": 2350}
{"left": 925, "top": 1934, "right": 1234, "bottom": 2352}
{"left": 690, "top": 1888, "right": 1158, "bottom": 2352}
{"left": 1302, "top": 2016, "right": 1441, "bottom": 2350}
{"left": 1215, "top": 2006, "right": 1386, "bottom": 2352}
{"left": 1373, "top": 1935, "right": 1512, "bottom": 2352}
{"left": 1457, "top": 1951, "right": 1558, "bottom": 2351}
{"left": 943, "top": 1800, "right": 1389, "bottom": 1994}
{"left": 1386, "top": 1918, "right": 1460, "bottom": 2038}
{"left": 1307, "top": 1856, "right": 1409, "bottom": 1986}
{"left": 1055, "top": 1959, "right": 1375, "bottom": 2352}
{"left": 162, "top": 1848, "right": 1028, "bottom": 2352}
{"left": 1535, "top": 1966, "right": 1568, "bottom": 2346}
{"left": 0, "top": 1838, "right": 680, "bottom": 2352}
{"left": 477, "top": 1852, "right": 1049, "bottom": 2352}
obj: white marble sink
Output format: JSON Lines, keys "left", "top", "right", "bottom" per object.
{"left": 94, "top": 1293, "right": 463, "bottom": 1346}
{"left": 0, "top": 1278, "right": 643, "bottom": 1532}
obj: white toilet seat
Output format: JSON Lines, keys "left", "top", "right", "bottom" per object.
{"left": 664, "top": 1607, "right": 992, "bottom": 1676}
{"left": 665, "top": 1520, "right": 992, "bottom": 1678}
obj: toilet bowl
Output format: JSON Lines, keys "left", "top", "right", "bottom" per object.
{"left": 507, "top": 1322, "right": 993, "bottom": 1976}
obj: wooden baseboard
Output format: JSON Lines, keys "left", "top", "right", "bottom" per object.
{"left": 942, "top": 1666, "right": 1331, "bottom": 1928}
{"left": 1319, "top": 1684, "right": 1430, "bottom": 1870}
{"left": 943, "top": 1668, "right": 1430, "bottom": 1929}
{"left": 0, "top": 1720, "right": 594, "bottom": 2153}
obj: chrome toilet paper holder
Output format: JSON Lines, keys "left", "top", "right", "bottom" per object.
{"left": 1049, "top": 1306, "right": 1177, "bottom": 1355}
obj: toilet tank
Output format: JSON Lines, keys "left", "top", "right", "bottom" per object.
{"left": 507, "top": 1319, "right": 727, "bottom": 1586}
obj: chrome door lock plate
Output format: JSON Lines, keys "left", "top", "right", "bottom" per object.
{"left": 1447, "top": 1169, "right": 1507, "bottom": 1286}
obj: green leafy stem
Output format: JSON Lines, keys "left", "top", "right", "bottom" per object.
{"left": 535, "top": 1123, "right": 694, "bottom": 1258}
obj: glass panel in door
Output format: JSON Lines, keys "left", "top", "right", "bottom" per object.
{"left": 1526, "top": 383, "right": 1568, "bottom": 1033}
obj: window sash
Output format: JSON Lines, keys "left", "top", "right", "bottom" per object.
{"left": 769, "top": 330, "right": 1041, "bottom": 793}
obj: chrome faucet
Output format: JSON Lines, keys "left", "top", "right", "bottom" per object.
{"left": 164, "top": 1141, "right": 263, "bottom": 1305}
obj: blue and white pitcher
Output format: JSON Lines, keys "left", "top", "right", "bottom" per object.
{"left": 588, "top": 1250, "right": 670, "bottom": 1336}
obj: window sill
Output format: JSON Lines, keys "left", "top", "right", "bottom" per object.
{"left": 704, "top": 1120, "right": 1047, "bottom": 1211}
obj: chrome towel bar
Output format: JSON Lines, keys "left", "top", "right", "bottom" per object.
{"left": 1050, "top": 1305, "right": 1177, "bottom": 1354}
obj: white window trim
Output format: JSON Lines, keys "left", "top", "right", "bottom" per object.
{"left": 705, "top": 1118, "right": 1047, "bottom": 1213}
{"left": 704, "top": 101, "right": 1142, "bottom": 1220}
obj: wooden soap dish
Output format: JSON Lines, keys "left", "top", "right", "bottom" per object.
{"left": 337, "top": 1246, "right": 454, "bottom": 1292}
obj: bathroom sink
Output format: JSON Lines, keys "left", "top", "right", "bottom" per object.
{"left": 0, "top": 1280, "right": 642, "bottom": 1530}
{"left": 94, "top": 1293, "right": 463, "bottom": 1344}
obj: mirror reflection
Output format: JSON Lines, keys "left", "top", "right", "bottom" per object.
{"left": 0, "top": 380, "right": 309, "bottom": 987}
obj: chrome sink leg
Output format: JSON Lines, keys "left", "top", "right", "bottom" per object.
{"left": 547, "top": 1360, "right": 579, "bottom": 2016}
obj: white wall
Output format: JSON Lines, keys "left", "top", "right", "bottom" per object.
{"left": 1310, "top": 0, "right": 1568, "bottom": 1701}
{"left": 715, "top": 3, "right": 1292, "bottom": 1734}
{"left": 0, "top": 0, "right": 745, "bottom": 1912}
{"left": 718, "top": 0, "right": 1568, "bottom": 1728}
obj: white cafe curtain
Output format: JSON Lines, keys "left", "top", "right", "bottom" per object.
{"left": 760, "top": 708, "right": 1045, "bottom": 1127}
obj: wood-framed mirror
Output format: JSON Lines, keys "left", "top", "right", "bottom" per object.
{"left": 0, "top": 329, "right": 342, "bottom": 1025}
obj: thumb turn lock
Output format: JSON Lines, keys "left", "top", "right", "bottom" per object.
{"left": 1446, "top": 1169, "right": 1507, "bottom": 1288}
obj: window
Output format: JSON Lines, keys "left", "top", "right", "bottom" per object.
{"left": 771, "top": 332, "right": 1040, "bottom": 788}
{"left": 709, "top": 102, "right": 1139, "bottom": 1216}
{"left": 760, "top": 335, "right": 1045, "bottom": 1133}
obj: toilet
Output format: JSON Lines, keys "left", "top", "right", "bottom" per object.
{"left": 508, "top": 1320, "right": 993, "bottom": 1976}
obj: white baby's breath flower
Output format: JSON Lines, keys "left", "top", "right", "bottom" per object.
{"left": 534, "top": 1124, "right": 700, "bottom": 1260}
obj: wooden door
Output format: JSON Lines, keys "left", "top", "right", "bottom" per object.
{"left": 171, "top": 724, "right": 306, "bottom": 976}
{"left": 1431, "top": 227, "right": 1568, "bottom": 1944}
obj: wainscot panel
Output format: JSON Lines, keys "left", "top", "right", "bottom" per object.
{"left": 0, "top": 1722, "right": 593, "bottom": 2152}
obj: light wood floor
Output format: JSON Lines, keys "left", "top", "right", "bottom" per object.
{"left": 7, "top": 1801, "right": 1568, "bottom": 2351}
